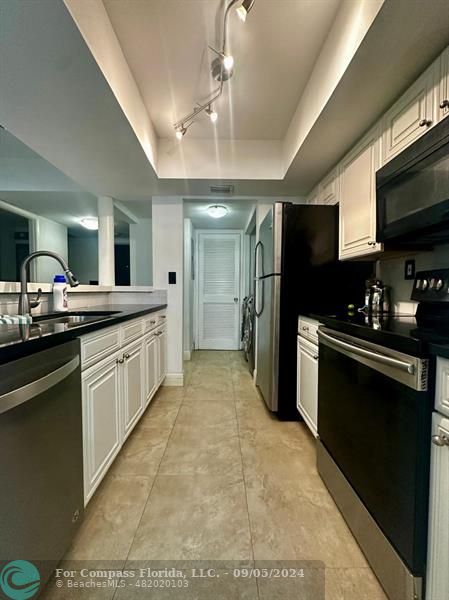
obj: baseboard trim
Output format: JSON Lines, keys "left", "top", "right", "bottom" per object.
{"left": 162, "top": 372, "right": 184, "bottom": 387}
{"left": 183, "top": 351, "right": 192, "bottom": 361}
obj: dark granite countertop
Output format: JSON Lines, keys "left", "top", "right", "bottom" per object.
{"left": 0, "top": 303, "right": 167, "bottom": 365}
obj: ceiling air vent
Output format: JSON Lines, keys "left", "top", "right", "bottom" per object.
{"left": 210, "top": 184, "right": 234, "bottom": 194}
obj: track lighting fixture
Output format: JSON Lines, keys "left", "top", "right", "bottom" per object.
{"left": 236, "top": 0, "right": 255, "bottom": 22}
{"left": 172, "top": 0, "right": 256, "bottom": 138}
{"left": 206, "top": 106, "right": 218, "bottom": 123}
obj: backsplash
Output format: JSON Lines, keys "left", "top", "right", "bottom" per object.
{"left": 0, "top": 289, "right": 167, "bottom": 315}
{"left": 377, "top": 244, "right": 449, "bottom": 310}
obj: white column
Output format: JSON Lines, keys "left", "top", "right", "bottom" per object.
{"left": 152, "top": 197, "right": 184, "bottom": 385}
{"left": 98, "top": 196, "right": 115, "bottom": 286}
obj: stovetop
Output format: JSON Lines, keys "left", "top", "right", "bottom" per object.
{"left": 312, "top": 269, "right": 449, "bottom": 357}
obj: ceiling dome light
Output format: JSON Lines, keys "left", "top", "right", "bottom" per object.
{"left": 236, "top": 0, "right": 255, "bottom": 22}
{"left": 175, "top": 126, "right": 187, "bottom": 140}
{"left": 80, "top": 217, "right": 99, "bottom": 230}
{"left": 207, "top": 205, "right": 228, "bottom": 219}
{"left": 206, "top": 106, "right": 218, "bottom": 123}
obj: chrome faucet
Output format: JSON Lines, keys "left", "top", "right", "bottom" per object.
{"left": 18, "top": 251, "right": 79, "bottom": 315}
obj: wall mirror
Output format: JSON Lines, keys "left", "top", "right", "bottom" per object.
{"left": 0, "top": 128, "right": 152, "bottom": 286}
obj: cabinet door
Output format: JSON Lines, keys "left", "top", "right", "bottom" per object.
{"left": 319, "top": 168, "right": 339, "bottom": 205}
{"left": 297, "top": 338, "right": 318, "bottom": 437}
{"left": 339, "top": 125, "right": 382, "bottom": 259}
{"left": 145, "top": 334, "right": 158, "bottom": 407}
{"left": 306, "top": 186, "right": 318, "bottom": 205}
{"left": 157, "top": 328, "right": 167, "bottom": 384}
{"left": 122, "top": 341, "right": 144, "bottom": 439}
{"left": 82, "top": 356, "right": 121, "bottom": 503}
{"left": 382, "top": 65, "right": 436, "bottom": 163}
{"left": 439, "top": 46, "right": 449, "bottom": 121}
{"left": 426, "top": 413, "right": 449, "bottom": 600}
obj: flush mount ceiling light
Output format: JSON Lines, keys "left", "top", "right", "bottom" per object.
{"left": 80, "top": 217, "right": 99, "bottom": 230}
{"left": 173, "top": 0, "right": 256, "bottom": 139}
{"left": 236, "top": 0, "right": 255, "bottom": 22}
{"left": 207, "top": 205, "right": 228, "bottom": 219}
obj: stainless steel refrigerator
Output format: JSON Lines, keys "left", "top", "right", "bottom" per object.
{"left": 254, "top": 202, "right": 370, "bottom": 419}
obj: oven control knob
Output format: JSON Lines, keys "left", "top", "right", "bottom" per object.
{"left": 421, "top": 279, "right": 429, "bottom": 290}
{"left": 434, "top": 278, "right": 444, "bottom": 291}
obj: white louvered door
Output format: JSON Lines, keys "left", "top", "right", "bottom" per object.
{"left": 198, "top": 232, "right": 241, "bottom": 350}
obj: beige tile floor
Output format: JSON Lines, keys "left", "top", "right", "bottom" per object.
{"left": 42, "top": 350, "right": 387, "bottom": 600}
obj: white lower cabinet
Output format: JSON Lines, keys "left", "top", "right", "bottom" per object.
{"left": 122, "top": 339, "right": 144, "bottom": 440}
{"left": 297, "top": 336, "right": 319, "bottom": 438}
{"left": 81, "top": 312, "right": 167, "bottom": 503}
{"left": 156, "top": 327, "right": 167, "bottom": 384}
{"left": 145, "top": 334, "right": 158, "bottom": 407}
{"left": 426, "top": 413, "right": 449, "bottom": 600}
{"left": 82, "top": 356, "right": 121, "bottom": 503}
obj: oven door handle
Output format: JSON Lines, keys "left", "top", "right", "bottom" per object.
{"left": 318, "top": 329, "right": 415, "bottom": 375}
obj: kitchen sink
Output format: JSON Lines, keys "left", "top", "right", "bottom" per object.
{"left": 34, "top": 311, "right": 121, "bottom": 325}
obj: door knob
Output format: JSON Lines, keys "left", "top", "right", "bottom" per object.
{"left": 432, "top": 434, "right": 449, "bottom": 446}
{"left": 440, "top": 99, "right": 449, "bottom": 109}
{"left": 123, "top": 353, "right": 130, "bottom": 360}
{"left": 116, "top": 357, "right": 124, "bottom": 364}
{"left": 419, "top": 119, "right": 432, "bottom": 127}
{"left": 234, "top": 297, "right": 239, "bottom": 302}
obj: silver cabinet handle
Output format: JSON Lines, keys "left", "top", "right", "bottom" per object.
{"left": 123, "top": 353, "right": 130, "bottom": 360}
{"left": 432, "top": 435, "right": 449, "bottom": 447}
{"left": 116, "top": 357, "right": 124, "bottom": 364}
{"left": 301, "top": 325, "right": 309, "bottom": 331}
{"left": 439, "top": 99, "right": 449, "bottom": 109}
{"left": 160, "top": 315, "right": 166, "bottom": 319}
{"left": 367, "top": 241, "right": 377, "bottom": 246}
{"left": 0, "top": 356, "right": 79, "bottom": 415}
{"left": 150, "top": 320, "right": 156, "bottom": 325}
{"left": 318, "top": 329, "right": 415, "bottom": 374}
{"left": 419, "top": 118, "right": 432, "bottom": 127}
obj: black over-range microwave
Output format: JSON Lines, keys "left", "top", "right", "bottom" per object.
{"left": 376, "top": 116, "right": 449, "bottom": 247}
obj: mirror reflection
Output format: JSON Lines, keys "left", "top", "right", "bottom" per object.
{"left": 0, "top": 128, "right": 152, "bottom": 286}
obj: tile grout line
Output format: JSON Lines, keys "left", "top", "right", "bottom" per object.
{"left": 231, "top": 357, "right": 261, "bottom": 600}
{"left": 110, "top": 384, "right": 187, "bottom": 600}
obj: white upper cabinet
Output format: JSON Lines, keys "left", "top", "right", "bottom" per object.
{"left": 382, "top": 63, "right": 436, "bottom": 164}
{"left": 438, "top": 46, "right": 449, "bottom": 121}
{"left": 318, "top": 167, "right": 339, "bottom": 205}
{"left": 339, "top": 124, "right": 382, "bottom": 260}
{"left": 306, "top": 186, "right": 319, "bottom": 205}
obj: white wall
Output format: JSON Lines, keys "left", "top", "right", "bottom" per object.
{"left": 130, "top": 218, "right": 152, "bottom": 285}
{"left": 183, "top": 218, "right": 194, "bottom": 359}
{"left": 33, "top": 217, "right": 68, "bottom": 283}
{"left": 68, "top": 236, "right": 99, "bottom": 284}
{"left": 152, "top": 197, "right": 183, "bottom": 385}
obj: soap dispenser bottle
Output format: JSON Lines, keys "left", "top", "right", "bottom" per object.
{"left": 52, "top": 275, "right": 68, "bottom": 312}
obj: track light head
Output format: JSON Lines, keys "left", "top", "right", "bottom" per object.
{"left": 236, "top": 0, "right": 255, "bottom": 22}
{"left": 175, "top": 126, "right": 186, "bottom": 140}
{"left": 211, "top": 56, "right": 234, "bottom": 82}
{"left": 206, "top": 106, "right": 218, "bottom": 123}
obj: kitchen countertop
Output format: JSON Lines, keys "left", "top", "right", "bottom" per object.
{"left": 0, "top": 304, "right": 167, "bottom": 365}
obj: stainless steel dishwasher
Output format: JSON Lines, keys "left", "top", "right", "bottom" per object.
{"left": 0, "top": 339, "right": 84, "bottom": 593}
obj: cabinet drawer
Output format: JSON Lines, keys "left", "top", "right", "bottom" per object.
{"left": 435, "top": 357, "right": 449, "bottom": 417}
{"left": 120, "top": 318, "right": 144, "bottom": 346}
{"left": 144, "top": 312, "right": 166, "bottom": 333}
{"left": 298, "top": 316, "right": 319, "bottom": 345}
{"left": 81, "top": 326, "right": 120, "bottom": 371}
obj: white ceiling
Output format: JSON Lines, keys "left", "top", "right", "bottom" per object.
{"left": 184, "top": 198, "right": 256, "bottom": 229}
{"left": 103, "top": 0, "right": 341, "bottom": 140}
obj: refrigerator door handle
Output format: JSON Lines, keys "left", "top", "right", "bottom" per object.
{"left": 254, "top": 241, "right": 265, "bottom": 317}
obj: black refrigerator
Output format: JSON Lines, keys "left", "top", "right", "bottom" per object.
{"left": 254, "top": 202, "right": 371, "bottom": 420}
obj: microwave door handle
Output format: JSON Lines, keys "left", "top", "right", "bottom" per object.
{"left": 318, "top": 330, "right": 415, "bottom": 375}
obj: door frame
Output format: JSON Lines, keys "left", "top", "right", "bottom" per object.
{"left": 194, "top": 229, "right": 244, "bottom": 351}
